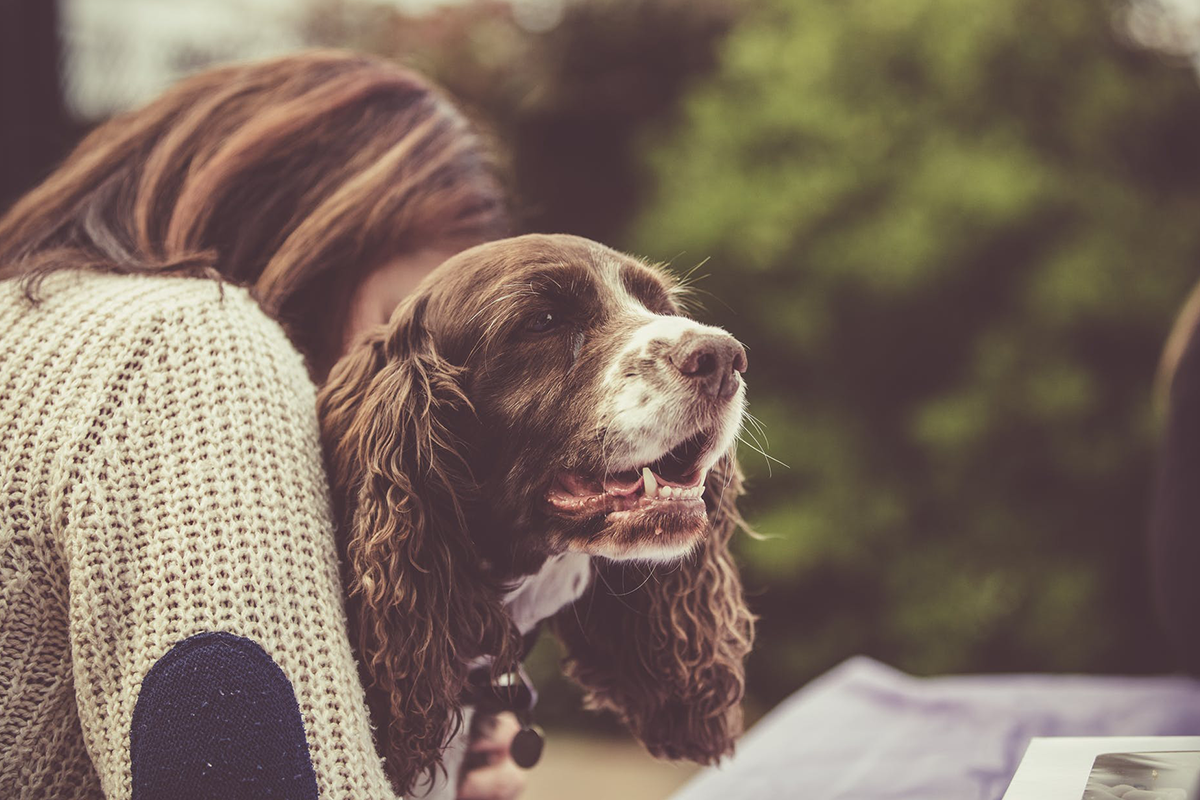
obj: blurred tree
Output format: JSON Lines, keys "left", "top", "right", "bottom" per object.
{"left": 630, "top": 0, "right": 1200, "bottom": 704}
{"left": 322, "top": 0, "right": 1200, "bottom": 719}
{"left": 307, "top": 0, "right": 736, "bottom": 243}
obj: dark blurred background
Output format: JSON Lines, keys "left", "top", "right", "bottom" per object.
{"left": 7, "top": 0, "right": 1200, "bottom": 795}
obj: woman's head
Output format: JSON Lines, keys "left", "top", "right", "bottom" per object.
{"left": 0, "top": 50, "right": 508, "bottom": 373}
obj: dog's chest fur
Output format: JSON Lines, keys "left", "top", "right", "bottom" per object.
{"left": 422, "top": 553, "right": 592, "bottom": 800}
{"left": 502, "top": 551, "right": 593, "bottom": 634}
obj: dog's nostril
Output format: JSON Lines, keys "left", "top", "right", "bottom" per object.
{"left": 687, "top": 352, "right": 718, "bottom": 377}
{"left": 670, "top": 335, "right": 748, "bottom": 399}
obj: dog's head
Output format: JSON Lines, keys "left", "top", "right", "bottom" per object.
{"left": 319, "top": 233, "right": 754, "bottom": 792}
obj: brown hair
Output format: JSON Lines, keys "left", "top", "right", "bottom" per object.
{"left": 0, "top": 49, "right": 508, "bottom": 372}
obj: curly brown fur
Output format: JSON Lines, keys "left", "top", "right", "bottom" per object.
{"left": 551, "top": 456, "right": 754, "bottom": 762}
{"left": 318, "top": 234, "right": 754, "bottom": 790}
{"left": 318, "top": 298, "right": 520, "bottom": 794}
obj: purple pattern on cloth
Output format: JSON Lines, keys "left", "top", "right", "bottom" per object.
{"left": 670, "top": 656, "right": 1200, "bottom": 800}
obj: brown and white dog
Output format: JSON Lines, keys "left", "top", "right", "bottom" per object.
{"left": 317, "top": 233, "right": 754, "bottom": 797}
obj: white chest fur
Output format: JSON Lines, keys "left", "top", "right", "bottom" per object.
{"left": 421, "top": 552, "right": 594, "bottom": 800}
{"left": 503, "top": 551, "right": 593, "bottom": 634}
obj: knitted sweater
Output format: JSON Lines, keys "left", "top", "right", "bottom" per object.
{"left": 0, "top": 271, "right": 400, "bottom": 799}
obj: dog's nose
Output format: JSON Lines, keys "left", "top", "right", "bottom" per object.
{"left": 668, "top": 333, "right": 747, "bottom": 400}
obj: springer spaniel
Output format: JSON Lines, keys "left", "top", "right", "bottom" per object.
{"left": 317, "top": 233, "right": 754, "bottom": 797}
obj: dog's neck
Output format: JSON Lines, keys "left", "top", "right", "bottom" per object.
{"left": 437, "top": 557, "right": 591, "bottom": 800}
{"left": 501, "top": 552, "right": 593, "bottom": 635}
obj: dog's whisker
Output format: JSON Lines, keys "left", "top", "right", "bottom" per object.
{"left": 572, "top": 587, "right": 591, "bottom": 641}
{"left": 735, "top": 434, "right": 787, "bottom": 478}
{"left": 465, "top": 290, "right": 519, "bottom": 327}
{"left": 673, "top": 256, "right": 711, "bottom": 291}
{"left": 607, "top": 564, "right": 657, "bottom": 598}
{"left": 593, "top": 565, "right": 646, "bottom": 615}
{"left": 738, "top": 424, "right": 770, "bottom": 457}
{"left": 743, "top": 411, "right": 770, "bottom": 445}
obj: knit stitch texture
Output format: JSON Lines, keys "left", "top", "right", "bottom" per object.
{"left": 0, "top": 271, "right": 399, "bottom": 799}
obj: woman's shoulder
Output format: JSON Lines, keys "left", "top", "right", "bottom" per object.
{"left": 4, "top": 269, "right": 259, "bottom": 326}
{"left": 1, "top": 270, "right": 319, "bottom": 423}
{"left": 4, "top": 270, "right": 311, "bottom": 378}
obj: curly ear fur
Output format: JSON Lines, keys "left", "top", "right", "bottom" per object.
{"left": 551, "top": 454, "right": 755, "bottom": 763}
{"left": 317, "top": 307, "right": 519, "bottom": 794}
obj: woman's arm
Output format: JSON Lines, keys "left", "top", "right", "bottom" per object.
{"left": 52, "top": 283, "right": 398, "bottom": 799}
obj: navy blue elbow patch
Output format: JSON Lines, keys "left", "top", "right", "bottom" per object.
{"left": 131, "top": 632, "right": 319, "bottom": 800}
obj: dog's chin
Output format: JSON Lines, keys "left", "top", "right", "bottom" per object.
{"left": 565, "top": 502, "right": 708, "bottom": 562}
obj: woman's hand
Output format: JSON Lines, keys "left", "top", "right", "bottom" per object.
{"left": 457, "top": 712, "right": 529, "bottom": 800}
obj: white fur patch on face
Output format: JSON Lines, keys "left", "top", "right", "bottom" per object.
{"left": 598, "top": 308, "right": 746, "bottom": 473}
{"left": 503, "top": 552, "right": 593, "bottom": 634}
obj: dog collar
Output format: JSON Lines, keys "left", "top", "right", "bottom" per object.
{"left": 461, "top": 625, "right": 545, "bottom": 768}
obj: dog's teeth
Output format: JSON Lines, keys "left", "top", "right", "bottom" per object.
{"left": 642, "top": 467, "right": 658, "bottom": 498}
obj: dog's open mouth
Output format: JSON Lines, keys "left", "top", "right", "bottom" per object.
{"left": 547, "top": 430, "right": 714, "bottom": 516}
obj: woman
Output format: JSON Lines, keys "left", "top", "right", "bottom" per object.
{"left": 0, "top": 50, "right": 526, "bottom": 800}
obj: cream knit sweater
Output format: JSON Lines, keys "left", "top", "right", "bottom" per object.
{"left": 0, "top": 271, "right": 399, "bottom": 799}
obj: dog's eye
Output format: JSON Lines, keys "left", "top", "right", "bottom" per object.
{"left": 525, "top": 311, "right": 560, "bottom": 333}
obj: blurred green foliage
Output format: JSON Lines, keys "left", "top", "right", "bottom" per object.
{"left": 630, "top": 0, "right": 1200, "bottom": 702}
{"left": 343, "top": 0, "right": 1200, "bottom": 718}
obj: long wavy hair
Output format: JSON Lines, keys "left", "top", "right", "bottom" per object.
{"left": 0, "top": 49, "right": 508, "bottom": 374}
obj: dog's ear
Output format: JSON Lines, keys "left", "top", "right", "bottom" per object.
{"left": 550, "top": 453, "right": 755, "bottom": 764}
{"left": 317, "top": 302, "right": 517, "bottom": 794}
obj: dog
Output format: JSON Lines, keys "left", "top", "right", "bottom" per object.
{"left": 317, "top": 233, "right": 754, "bottom": 797}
